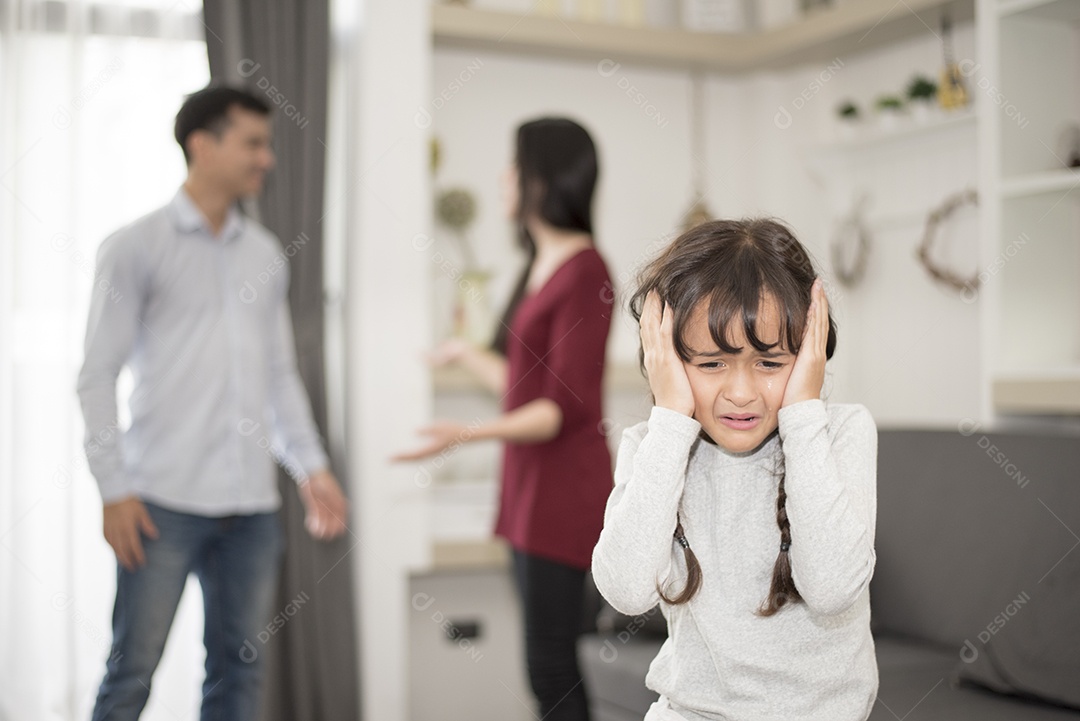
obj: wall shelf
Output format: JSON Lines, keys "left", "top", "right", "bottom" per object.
{"left": 432, "top": 0, "right": 975, "bottom": 71}
{"left": 993, "top": 370, "right": 1080, "bottom": 414}
{"left": 430, "top": 539, "right": 510, "bottom": 570}
{"left": 1000, "top": 168, "right": 1080, "bottom": 200}
{"left": 998, "top": 0, "right": 1080, "bottom": 22}
{"left": 816, "top": 110, "right": 975, "bottom": 153}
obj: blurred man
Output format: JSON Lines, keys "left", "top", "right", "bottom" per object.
{"left": 78, "top": 85, "right": 347, "bottom": 721}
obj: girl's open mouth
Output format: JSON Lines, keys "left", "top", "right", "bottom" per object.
{"left": 719, "top": 414, "right": 759, "bottom": 430}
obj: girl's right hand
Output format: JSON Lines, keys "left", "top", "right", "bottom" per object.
{"left": 641, "top": 291, "right": 695, "bottom": 417}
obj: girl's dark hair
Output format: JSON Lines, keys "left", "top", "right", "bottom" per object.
{"left": 491, "top": 118, "right": 598, "bottom": 353}
{"left": 175, "top": 85, "right": 271, "bottom": 164}
{"left": 628, "top": 218, "right": 837, "bottom": 614}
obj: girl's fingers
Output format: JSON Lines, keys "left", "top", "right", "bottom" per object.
{"left": 658, "top": 297, "right": 673, "bottom": 338}
{"left": 814, "top": 280, "right": 828, "bottom": 350}
{"left": 802, "top": 279, "right": 826, "bottom": 355}
{"left": 642, "top": 291, "right": 661, "bottom": 334}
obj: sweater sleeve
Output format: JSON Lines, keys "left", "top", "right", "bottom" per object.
{"left": 592, "top": 406, "right": 702, "bottom": 615}
{"left": 778, "top": 399, "right": 877, "bottom": 617}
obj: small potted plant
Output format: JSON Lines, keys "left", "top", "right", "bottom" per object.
{"left": 874, "top": 94, "right": 905, "bottom": 130}
{"left": 906, "top": 75, "right": 938, "bottom": 122}
{"left": 835, "top": 99, "right": 861, "bottom": 140}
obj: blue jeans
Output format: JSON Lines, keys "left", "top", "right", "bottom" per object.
{"left": 91, "top": 502, "right": 284, "bottom": 721}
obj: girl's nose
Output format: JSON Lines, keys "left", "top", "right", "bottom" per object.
{"left": 721, "top": 366, "right": 756, "bottom": 406}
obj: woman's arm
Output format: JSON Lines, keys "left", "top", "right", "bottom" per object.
{"left": 591, "top": 407, "right": 701, "bottom": 615}
{"left": 431, "top": 338, "right": 508, "bottom": 396}
{"left": 475, "top": 398, "right": 559, "bottom": 443}
{"left": 391, "top": 398, "right": 561, "bottom": 461}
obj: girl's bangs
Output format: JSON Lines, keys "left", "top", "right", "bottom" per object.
{"left": 676, "top": 277, "right": 803, "bottom": 359}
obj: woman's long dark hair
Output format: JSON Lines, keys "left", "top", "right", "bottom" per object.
{"left": 491, "top": 118, "right": 599, "bottom": 354}
{"left": 628, "top": 219, "right": 837, "bottom": 615}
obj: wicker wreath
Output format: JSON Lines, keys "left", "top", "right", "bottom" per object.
{"left": 830, "top": 199, "right": 871, "bottom": 287}
{"left": 917, "top": 188, "right": 979, "bottom": 293}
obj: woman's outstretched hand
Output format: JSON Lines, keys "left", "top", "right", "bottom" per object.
{"left": 641, "top": 291, "right": 695, "bottom": 417}
{"left": 427, "top": 338, "right": 468, "bottom": 368}
{"left": 782, "top": 278, "right": 829, "bottom": 408}
{"left": 391, "top": 421, "right": 469, "bottom": 462}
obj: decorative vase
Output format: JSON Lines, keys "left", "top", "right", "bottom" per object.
{"left": 875, "top": 108, "right": 903, "bottom": 131}
{"left": 911, "top": 101, "right": 934, "bottom": 124}
{"left": 453, "top": 269, "right": 494, "bottom": 346}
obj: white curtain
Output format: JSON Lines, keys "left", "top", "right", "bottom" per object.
{"left": 0, "top": 2, "right": 210, "bottom": 719}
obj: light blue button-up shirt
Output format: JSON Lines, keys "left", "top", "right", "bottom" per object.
{"left": 77, "top": 188, "right": 329, "bottom": 516}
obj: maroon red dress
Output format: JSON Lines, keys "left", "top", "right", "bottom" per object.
{"left": 495, "top": 247, "right": 614, "bottom": 571}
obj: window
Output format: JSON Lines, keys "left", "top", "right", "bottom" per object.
{"left": 1, "top": 2, "right": 211, "bottom": 718}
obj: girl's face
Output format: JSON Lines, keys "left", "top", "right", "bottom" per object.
{"left": 680, "top": 295, "right": 796, "bottom": 453}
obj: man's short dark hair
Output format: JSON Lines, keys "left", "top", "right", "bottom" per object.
{"left": 174, "top": 85, "right": 271, "bottom": 163}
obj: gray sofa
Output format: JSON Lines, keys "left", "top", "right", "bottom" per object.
{"left": 580, "top": 426, "right": 1080, "bottom": 721}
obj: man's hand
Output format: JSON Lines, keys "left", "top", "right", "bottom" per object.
{"left": 298, "top": 469, "right": 348, "bottom": 540}
{"left": 103, "top": 497, "right": 159, "bottom": 572}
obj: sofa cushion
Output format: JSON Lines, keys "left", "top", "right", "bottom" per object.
{"left": 872, "top": 429, "right": 1080, "bottom": 650}
{"left": 596, "top": 602, "right": 667, "bottom": 638}
{"left": 871, "top": 635, "right": 1080, "bottom": 720}
{"left": 580, "top": 633, "right": 662, "bottom": 720}
{"left": 955, "top": 552, "right": 1080, "bottom": 710}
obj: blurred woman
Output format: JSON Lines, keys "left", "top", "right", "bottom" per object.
{"left": 398, "top": 117, "right": 612, "bottom": 721}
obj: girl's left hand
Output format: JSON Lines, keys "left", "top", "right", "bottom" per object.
{"left": 782, "top": 278, "right": 829, "bottom": 408}
{"left": 391, "top": 421, "right": 468, "bottom": 462}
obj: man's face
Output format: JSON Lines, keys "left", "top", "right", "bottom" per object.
{"left": 191, "top": 106, "right": 274, "bottom": 198}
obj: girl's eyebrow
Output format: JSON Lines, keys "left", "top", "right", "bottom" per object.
{"left": 691, "top": 348, "right": 790, "bottom": 359}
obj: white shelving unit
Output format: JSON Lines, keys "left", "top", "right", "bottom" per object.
{"left": 979, "top": 0, "right": 1080, "bottom": 415}
{"left": 1000, "top": 168, "right": 1080, "bottom": 199}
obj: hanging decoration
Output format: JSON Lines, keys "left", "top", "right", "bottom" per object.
{"left": 916, "top": 188, "right": 979, "bottom": 293}
{"left": 682, "top": 73, "right": 715, "bottom": 232}
{"left": 830, "top": 195, "right": 871, "bottom": 287}
{"left": 937, "top": 12, "right": 969, "bottom": 110}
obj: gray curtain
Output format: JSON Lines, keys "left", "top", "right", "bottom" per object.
{"left": 201, "top": 2, "right": 360, "bottom": 719}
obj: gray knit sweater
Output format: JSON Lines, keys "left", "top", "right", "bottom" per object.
{"left": 592, "top": 400, "right": 878, "bottom": 721}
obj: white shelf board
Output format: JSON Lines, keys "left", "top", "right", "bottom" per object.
{"left": 998, "top": 0, "right": 1080, "bottom": 22}
{"left": 432, "top": 0, "right": 975, "bottom": 71}
{"left": 1000, "top": 168, "right": 1080, "bottom": 199}
{"left": 993, "top": 368, "right": 1080, "bottom": 414}
{"left": 817, "top": 110, "right": 975, "bottom": 153}
{"left": 434, "top": 361, "right": 647, "bottom": 394}
{"left": 430, "top": 539, "right": 510, "bottom": 570}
